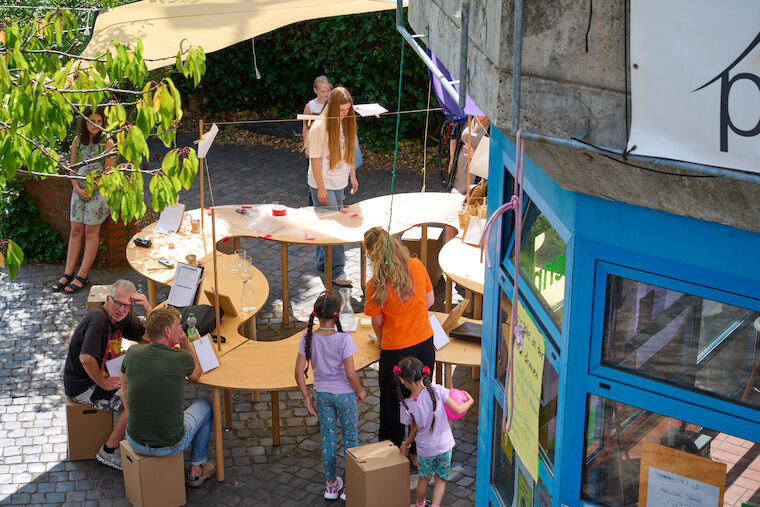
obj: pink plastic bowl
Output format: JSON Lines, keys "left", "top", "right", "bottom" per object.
{"left": 445, "top": 388, "right": 469, "bottom": 420}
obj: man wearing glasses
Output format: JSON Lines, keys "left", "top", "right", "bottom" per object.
{"left": 63, "top": 279, "right": 151, "bottom": 470}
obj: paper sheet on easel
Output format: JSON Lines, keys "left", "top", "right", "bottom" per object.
{"left": 354, "top": 103, "right": 387, "bottom": 117}
{"left": 153, "top": 202, "right": 186, "bottom": 235}
{"left": 429, "top": 315, "right": 450, "bottom": 350}
{"left": 197, "top": 123, "right": 219, "bottom": 158}
{"left": 469, "top": 136, "right": 490, "bottom": 179}
{"left": 463, "top": 217, "right": 486, "bottom": 246}
{"left": 193, "top": 335, "right": 220, "bottom": 373}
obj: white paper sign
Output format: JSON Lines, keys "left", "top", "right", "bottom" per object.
{"left": 153, "top": 203, "right": 185, "bottom": 235}
{"left": 197, "top": 123, "right": 218, "bottom": 159}
{"left": 468, "top": 136, "right": 490, "bottom": 179}
{"left": 646, "top": 466, "right": 719, "bottom": 507}
{"left": 429, "top": 315, "right": 450, "bottom": 350}
{"left": 192, "top": 335, "right": 220, "bottom": 373}
{"left": 463, "top": 217, "right": 486, "bottom": 246}
{"left": 105, "top": 354, "right": 125, "bottom": 378}
{"left": 628, "top": 0, "right": 760, "bottom": 172}
{"left": 353, "top": 103, "right": 388, "bottom": 117}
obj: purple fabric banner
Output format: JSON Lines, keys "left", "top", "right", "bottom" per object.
{"left": 427, "top": 49, "right": 485, "bottom": 122}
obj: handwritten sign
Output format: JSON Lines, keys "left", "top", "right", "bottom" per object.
{"left": 647, "top": 467, "right": 719, "bottom": 507}
{"left": 507, "top": 302, "right": 546, "bottom": 481}
{"left": 639, "top": 441, "right": 726, "bottom": 507}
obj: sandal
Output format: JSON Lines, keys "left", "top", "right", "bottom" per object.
{"left": 64, "top": 275, "right": 89, "bottom": 294}
{"left": 186, "top": 461, "right": 215, "bottom": 488}
{"left": 52, "top": 273, "right": 74, "bottom": 292}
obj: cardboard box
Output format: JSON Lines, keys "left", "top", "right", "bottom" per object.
{"left": 120, "top": 440, "right": 186, "bottom": 507}
{"left": 65, "top": 399, "right": 114, "bottom": 461}
{"left": 346, "top": 440, "right": 410, "bottom": 507}
{"left": 87, "top": 284, "right": 112, "bottom": 310}
{"left": 401, "top": 225, "right": 445, "bottom": 285}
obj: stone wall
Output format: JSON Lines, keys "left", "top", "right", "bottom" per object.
{"left": 22, "top": 176, "right": 136, "bottom": 268}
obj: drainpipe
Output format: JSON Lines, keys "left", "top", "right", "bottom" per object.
{"left": 512, "top": 0, "right": 523, "bottom": 135}
{"left": 396, "top": 0, "right": 468, "bottom": 108}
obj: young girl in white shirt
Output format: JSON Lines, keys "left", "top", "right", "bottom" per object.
{"left": 396, "top": 356, "right": 474, "bottom": 507}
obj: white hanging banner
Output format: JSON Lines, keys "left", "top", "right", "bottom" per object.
{"left": 628, "top": 0, "right": 760, "bottom": 173}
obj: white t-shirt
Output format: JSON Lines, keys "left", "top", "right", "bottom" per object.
{"left": 307, "top": 119, "right": 351, "bottom": 190}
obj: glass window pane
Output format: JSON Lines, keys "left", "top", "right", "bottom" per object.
{"left": 582, "top": 395, "right": 760, "bottom": 506}
{"left": 496, "top": 287, "right": 559, "bottom": 470}
{"left": 491, "top": 402, "right": 516, "bottom": 505}
{"left": 602, "top": 275, "right": 760, "bottom": 408}
{"left": 511, "top": 203, "right": 566, "bottom": 330}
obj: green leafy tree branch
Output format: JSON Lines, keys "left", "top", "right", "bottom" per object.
{"left": 0, "top": 5, "right": 206, "bottom": 279}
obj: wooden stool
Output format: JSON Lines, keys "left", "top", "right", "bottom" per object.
{"left": 120, "top": 440, "right": 186, "bottom": 507}
{"left": 65, "top": 399, "right": 114, "bottom": 460}
{"left": 87, "top": 284, "right": 112, "bottom": 310}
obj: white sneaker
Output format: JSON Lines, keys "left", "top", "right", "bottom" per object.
{"left": 96, "top": 445, "right": 123, "bottom": 471}
{"left": 340, "top": 486, "right": 346, "bottom": 501}
{"left": 332, "top": 272, "right": 353, "bottom": 287}
{"left": 324, "top": 476, "right": 344, "bottom": 500}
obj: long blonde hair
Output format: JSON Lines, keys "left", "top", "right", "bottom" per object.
{"left": 364, "top": 226, "right": 413, "bottom": 306}
{"left": 322, "top": 87, "right": 356, "bottom": 170}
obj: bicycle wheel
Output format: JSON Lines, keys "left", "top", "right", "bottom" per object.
{"left": 438, "top": 121, "right": 456, "bottom": 189}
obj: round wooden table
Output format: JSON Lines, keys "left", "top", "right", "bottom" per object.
{"left": 438, "top": 237, "right": 485, "bottom": 318}
{"left": 127, "top": 192, "right": 463, "bottom": 316}
{"left": 197, "top": 314, "right": 381, "bottom": 482}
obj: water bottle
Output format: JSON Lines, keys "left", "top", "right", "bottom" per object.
{"left": 186, "top": 313, "right": 200, "bottom": 342}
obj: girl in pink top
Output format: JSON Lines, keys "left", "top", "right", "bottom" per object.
{"left": 295, "top": 292, "right": 367, "bottom": 501}
{"left": 396, "top": 357, "right": 474, "bottom": 507}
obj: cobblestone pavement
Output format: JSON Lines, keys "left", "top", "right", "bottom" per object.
{"left": 0, "top": 139, "right": 478, "bottom": 506}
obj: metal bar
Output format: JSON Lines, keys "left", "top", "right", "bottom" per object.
{"left": 395, "top": 0, "right": 465, "bottom": 108}
{"left": 519, "top": 131, "right": 760, "bottom": 185}
{"left": 458, "top": 0, "right": 470, "bottom": 109}
{"left": 512, "top": 0, "right": 524, "bottom": 135}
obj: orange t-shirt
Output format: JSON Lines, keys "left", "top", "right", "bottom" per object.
{"left": 364, "top": 258, "right": 433, "bottom": 350}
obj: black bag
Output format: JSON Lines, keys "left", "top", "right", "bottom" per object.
{"left": 449, "top": 321, "right": 482, "bottom": 343}
{"left": 175, "top": 304, "right": 223, "bottom": 336}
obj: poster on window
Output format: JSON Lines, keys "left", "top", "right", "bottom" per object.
{"left": 627, "top": 0, "right": 760, "bottom": 173}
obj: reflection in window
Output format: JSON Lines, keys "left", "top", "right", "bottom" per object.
{"left": 582, "top": 395, "right": 760, "bottom": 506}
{"left": 491, "top": 402, "right": 515, "bottom": 505}
{"left": 511, "top": 203, "right": 566, "bottom": 330}
{"left": 496, "top": 288, "right": 559, "bottom": 471}
{"left": 603, "top": 275, "right": 760, "bottom": 408}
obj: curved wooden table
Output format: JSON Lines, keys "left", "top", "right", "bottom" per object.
{"left": 198, "top": 314, "right": 381, "bottom": 482}
{"left": 127, "top": 192, "right": 463, "bottom": 316}
{"left": 438, "top": 237, "right": 485, "bottom": 318}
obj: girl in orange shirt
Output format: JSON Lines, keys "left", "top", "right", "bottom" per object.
{"left": 363, "top": 226, "right": 435, "bottom": 460}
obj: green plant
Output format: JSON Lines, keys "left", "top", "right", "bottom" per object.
{"left": 173, "top": 10, "right": 436, "bottom": 151}
{"left": 0, "top": 186, "right": 66, "bottom": 266}
{"left": 0, "top": 3, "right": 207, "bottom": 279}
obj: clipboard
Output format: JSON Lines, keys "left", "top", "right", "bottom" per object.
{"left": 204, "top": 288, "right": 238, "bottom": 317}
{"left": 167, "top": 262, "right": 204, "bottom": 307}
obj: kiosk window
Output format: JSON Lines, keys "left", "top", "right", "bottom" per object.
{"left": 602, "top": 275, "right": 760, "bottom": 407}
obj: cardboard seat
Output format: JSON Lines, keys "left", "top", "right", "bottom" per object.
{"left": 65, "top": 398, "right": 114, "bottom": 461}
{"left": 401, "top": 225, "right": 444, "bottom": 284}
{"left": 87, "top": 284, "right": 112, "bottom": 310}
{"left": 120, "top": 440, "right": 186, "bottom": 507}
{"left": 346, "top": 440, "right": 409, "bottom": 507}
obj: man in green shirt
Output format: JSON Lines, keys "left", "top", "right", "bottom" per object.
{"left": 120, "top": 307, "right": 215, "bottom": 487}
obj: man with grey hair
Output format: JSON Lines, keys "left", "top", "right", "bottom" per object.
{"left": 63, "top": 279, "right": 151, "bottom": 470}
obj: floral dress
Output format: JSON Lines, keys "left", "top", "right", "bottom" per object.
{"left": 70, "top": 139, "right": 111, "bottom": 225}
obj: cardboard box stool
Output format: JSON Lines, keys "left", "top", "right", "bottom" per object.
{"left": 401, "top": 226, "right": 445, "bottom": 285}
{"left": 120, "top": 440, "right": 186, "bottom": 507}
{"left": 346, "top": 440, "right": 410, "bottom": 507}
{"left": 87, "top": 284, "right": 112, "bottom": 310}
{"left": 65, "top": 398, "right": 114, "bottom": 461}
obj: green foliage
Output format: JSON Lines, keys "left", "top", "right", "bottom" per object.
{"left": 0, "top": 186, "right": 65, "bottom": 266}
{"left": 0, "top": 5, "right": 206, "bottom": 279}
{"left": 173, "top": 10, "right": 436, "bottom": 151}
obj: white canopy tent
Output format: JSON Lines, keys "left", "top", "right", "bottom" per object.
{"left": 80, "top": 0, "right": 399, "bottom": 71}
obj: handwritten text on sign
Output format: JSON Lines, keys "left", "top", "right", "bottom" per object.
{"left": 507, "top": 302, "right": 545, "bottom": 482}
{"left": 647, "top": 467, "right": 720, "bottom": 507}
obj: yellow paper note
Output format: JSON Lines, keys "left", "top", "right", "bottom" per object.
{"left": 507, "top": 302, "right": 546, "bottom": 482}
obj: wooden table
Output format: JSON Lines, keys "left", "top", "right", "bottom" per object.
{"left": 196, "top": 314, "right": 381, "bottom": 482}
{"left": 127, "top": 192, "right": 463, "bottom": 315}
{"left": 438, "top": 237, "right": 485, "bottom": 318}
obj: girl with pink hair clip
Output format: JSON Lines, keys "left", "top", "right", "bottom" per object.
{"left": 295, "top": 292, "right": 367, "bottom": 501}
{"left": 395, "top": 356, "right": 474, "bottom": 507}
